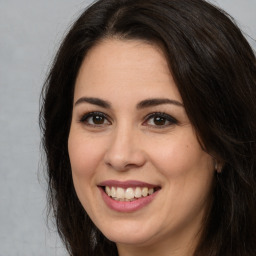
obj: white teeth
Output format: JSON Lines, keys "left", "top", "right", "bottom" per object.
{"left": 116, "top": 187, "right": 125, "bottom": 199}
{"left": 125, "top": 188, "right": 134, "bottom": 200}
{"left": 148, "top": 188, "right": 154, "bottom": 195}
{"left": 106, "top": 186, "right": 111, "bottom": 196}
{"left": 110, "top": 187, "right": 116, "bottom": 197}
{"left": 142, "top": 187, "right": 148, "bottom": 197}
{"left": 105, "top": 186, "right": 155, "bottom": 201}
{"left": 134, "top": 187, "right": 142, "bottom": 198}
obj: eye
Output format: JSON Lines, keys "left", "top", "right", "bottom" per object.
{"left": 80, "top": 112, "right": 111, "bottom": 127}
{"left": 143, "top": 112, "right": 178, "bottom": 128}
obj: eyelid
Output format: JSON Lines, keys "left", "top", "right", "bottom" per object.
{"left": 78, "top": 111, "right": 178, "bottom": 128}
{"left": 143, "top": 112, "right": 178, "bottom": 127}
{"left": 79, "top": 111, "right": 112, "bottom": 126}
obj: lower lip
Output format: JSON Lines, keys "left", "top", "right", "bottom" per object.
{"left": 99, "top": 187, "right": 159, "bottom": 213}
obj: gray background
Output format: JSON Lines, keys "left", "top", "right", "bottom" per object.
{"left": 0, "top": 0, "right": 255, "bottom": 255}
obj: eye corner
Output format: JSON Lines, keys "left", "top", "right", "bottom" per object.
{"left": 79, "top": 111, "right": 112, "bottom": 127}
{"left": 142, "top": 112, "right": 178, "bottom": 128}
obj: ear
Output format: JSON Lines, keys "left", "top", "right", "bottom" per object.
{"left": 214, "top": 160, "right": 223, "bottom": 173}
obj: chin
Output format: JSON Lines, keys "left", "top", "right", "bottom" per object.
{"left": 106, "top": 232, "right": 153, "bottom": 247}
{"left": 97, "top": 220, "right": 158, "bottom": 246}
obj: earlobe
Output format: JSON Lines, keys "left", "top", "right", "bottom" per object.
{"left": 214, "top": 160, "right": 223, "bottom": 173}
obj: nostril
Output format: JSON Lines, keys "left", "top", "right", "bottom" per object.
{"left": 104, "top": 140, "right": 146, "bottom": 171}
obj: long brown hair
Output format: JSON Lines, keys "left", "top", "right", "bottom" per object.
{"left": 40, "top": 0, "right": 256, "bottom": 255}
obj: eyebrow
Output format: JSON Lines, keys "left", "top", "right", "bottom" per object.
{"left": 74, "top": 97, "right": 183, "bottom": 109}
{"left": 136, "top": 98, "right": 183, "bottom": 109}
{"left": 74, "top": 97, "right": 111, "bottom": 108}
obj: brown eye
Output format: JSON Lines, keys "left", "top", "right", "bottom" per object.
{"left": 80, "top": 112, "right": 111, "bottom": 126}
{"left": 92, "top": 115, "right": 105, "bottom": 124}
{"left": 153, "top": 116, "right": 167, "bottom": 126}
{"left": 143, "top": 112, "right": 178, "bottom": 128}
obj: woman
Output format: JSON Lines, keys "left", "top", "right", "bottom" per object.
{"left": 40, "top": 0, "right": 256, "bottom": 255}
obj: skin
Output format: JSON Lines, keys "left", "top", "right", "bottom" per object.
{"left": 68, "top": 39, "right": 215, "bottom": 256}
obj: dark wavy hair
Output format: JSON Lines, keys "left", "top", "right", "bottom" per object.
{"left": 39, "top": 0, "right": 256, "bottom": 255}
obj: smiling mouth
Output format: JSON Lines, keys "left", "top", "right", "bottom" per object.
{"left": 102, "top": 186, "right": 160, "bottom": 202}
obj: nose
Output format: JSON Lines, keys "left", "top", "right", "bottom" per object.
{"left": 104, "top": 125, "right": 146, "bottom": 171}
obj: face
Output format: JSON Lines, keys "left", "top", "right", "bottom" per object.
{"left": 68, "top": 39, "right": 215, "bottom": 254}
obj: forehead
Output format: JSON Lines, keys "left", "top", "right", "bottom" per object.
{"left": 74, "top": 38, "right": 182, "bottom": 103}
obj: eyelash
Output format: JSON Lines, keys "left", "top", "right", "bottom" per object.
{"left": 79, "top": 112, "right": 111, "bottom": 127}
{"left": 143, "top": 112, "right": 178, "bottom": 128}
{"left": 79, "top": 111, "right": 178, "bottom": 128}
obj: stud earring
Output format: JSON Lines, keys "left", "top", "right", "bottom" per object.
{"left": 214, "top": 161, "right": 222, "bottom": 173}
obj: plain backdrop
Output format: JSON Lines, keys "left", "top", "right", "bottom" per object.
{"left": 0, "top": 0, "right": 255, "bottom": 255}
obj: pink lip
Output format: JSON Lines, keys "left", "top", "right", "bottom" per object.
{"left": 98, "top": 180, "right": 160, "bottom": 213}
{"left": 98, "top": 179, "right": 158, "bottom": 189}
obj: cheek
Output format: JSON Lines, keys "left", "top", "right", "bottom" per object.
{"left": 147, "top": 135, "right": 214, "bottom": 228}
{"left": 68, "top": 130, "right": 106, "bottom": 213}
{"left": 146, "top": 129, "right": 214, "bottom": 206}
{"left": 147, "top": 132, "right": 211, "bottom": 176}
{"left": 68, "top": 131, "right": 105, "bottom": 178}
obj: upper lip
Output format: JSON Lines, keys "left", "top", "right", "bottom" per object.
{"left": 98, "top": 180, "right": 160, "bottom": 189}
